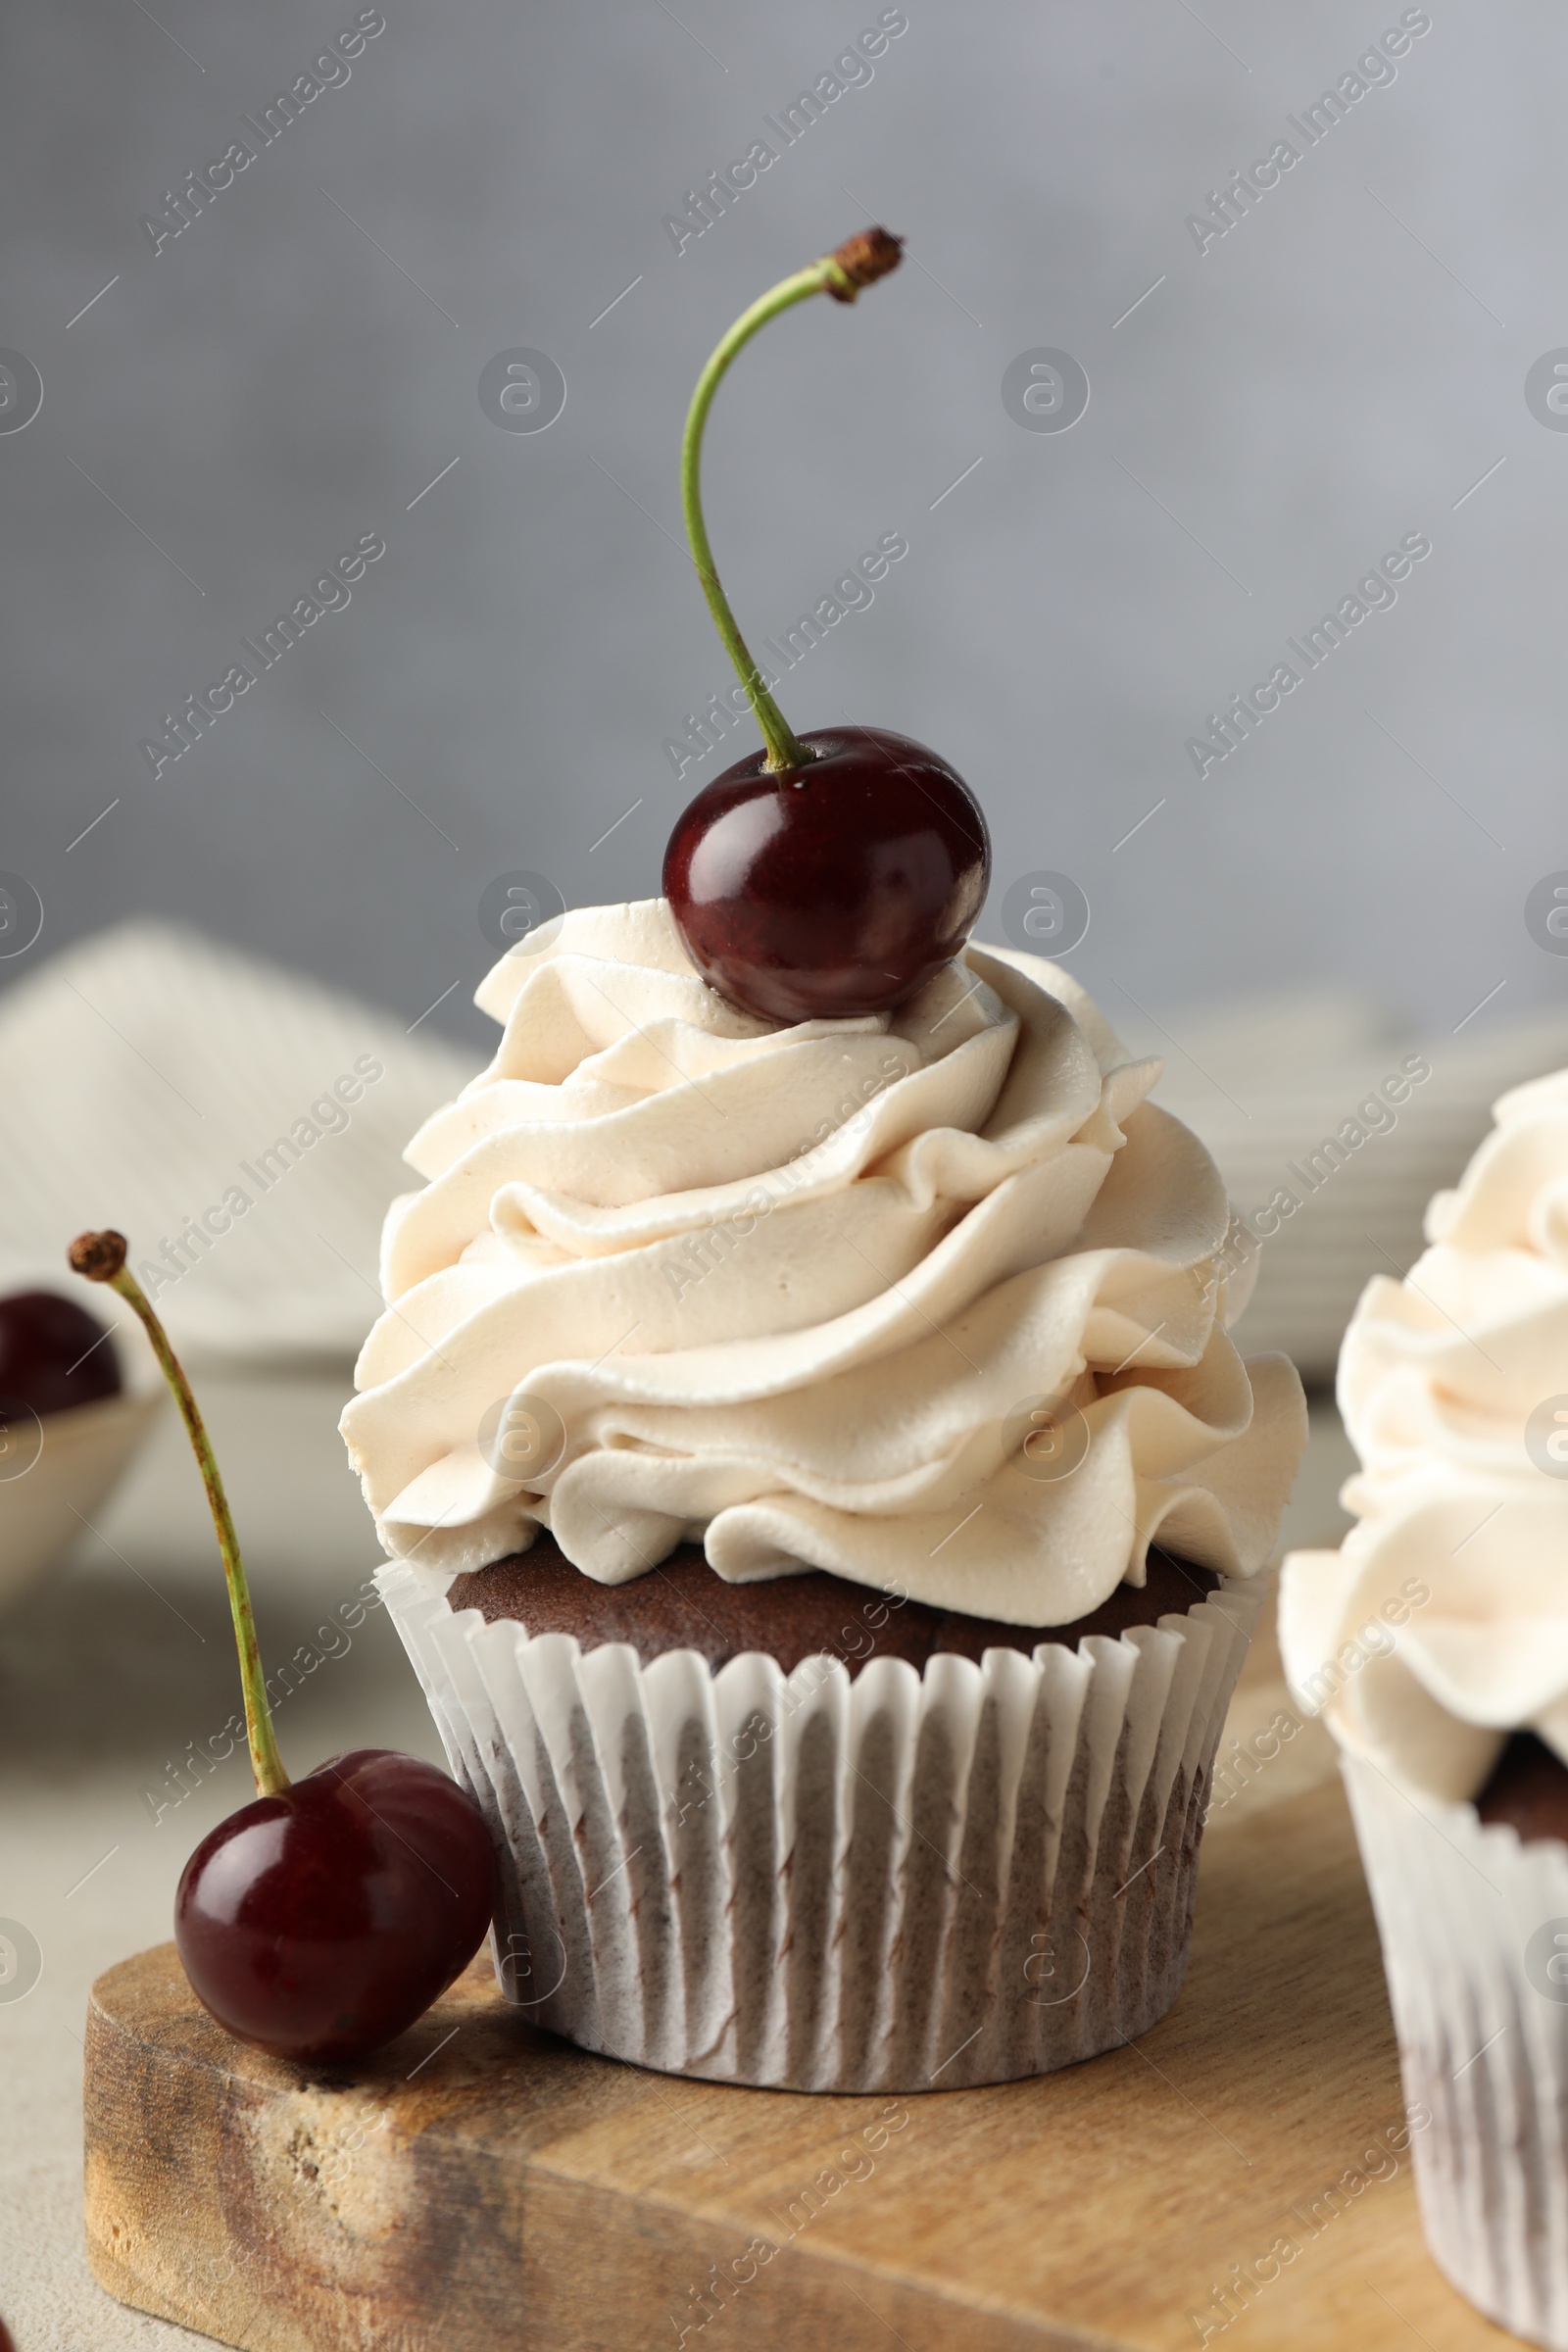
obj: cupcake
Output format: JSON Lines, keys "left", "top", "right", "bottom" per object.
{"left": 1280, "top": 1068, "right": 1568, "bottom": 2346}
{"left": 341, "top": 899, "right": 1305, "bottom": 2088}
{"left": 345, "top": 226, "right": 1303, "bottom": 2091}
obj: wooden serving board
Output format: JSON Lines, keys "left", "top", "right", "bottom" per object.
{"left": 81, "top": 1766, "right": 1516, "bottom": 2352}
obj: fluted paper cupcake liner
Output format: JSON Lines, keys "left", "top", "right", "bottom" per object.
{"left": 378, "top": 1562, "right": 1260, "bottom": 2092}
{"left": 1344, "top": 1754, "right": 1568, "bottom": 2349}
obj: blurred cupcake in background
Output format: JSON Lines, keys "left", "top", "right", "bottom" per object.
{"left": 1281, "top": 1068, "right": 1568, "bottom": 2349}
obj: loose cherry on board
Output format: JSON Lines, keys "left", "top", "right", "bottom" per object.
{"left": 0, "top": 1290, "right": 121, "bottom": 1419}
{"left": 662, "top": 228, "right": 992, "bottom": 1024}
{"left": 69, "top": 1230, "right": 496, "bottom": 2067}
{"left": 174, "top": 1747, "right": 494, "bottom": 2064}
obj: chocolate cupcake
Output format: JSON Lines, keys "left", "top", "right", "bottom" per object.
{"left": 1479, "top": 1735, "right": 1568, "bottom": 1848}
{"left": 444, "top": 1533, "right": 1223, "bottom": 1675}
{"left": 1281, "top": 1068, "right": 1568, "bottom": 2348}
{"left": 347, "top": 902, "right": 1306, "bottom": 2089}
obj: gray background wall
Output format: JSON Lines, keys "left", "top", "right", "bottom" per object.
{"left": 3, "top": 0, "right": 1562, "bottom": 1052}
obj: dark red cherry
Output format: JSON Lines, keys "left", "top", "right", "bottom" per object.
{"left": 663, "top": 724, "right": 991, "bottom": 1022}
{"left": 174, "top": 1747, "right": 496, "bottom": 2065}
{"left": 0, "top": 1290, "right": 121, "bottom": 1419}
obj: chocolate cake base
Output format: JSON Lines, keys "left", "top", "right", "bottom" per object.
{"left": 446, "top": 1532, "right": 1220, "bottom": 1678}
{"left": 1476, "top": 1731, "right": 1568, "bottom": 1847}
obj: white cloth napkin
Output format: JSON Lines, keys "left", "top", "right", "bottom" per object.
{"left": 0, "top": 921, "right": 477, "bottom": 1362}
{"left": 1141, "top": 987, "right": 1568, "bottom": 1380}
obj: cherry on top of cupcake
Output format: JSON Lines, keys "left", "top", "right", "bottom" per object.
{"left": 662, "top": 228, "right": 990, "bottom": 1024}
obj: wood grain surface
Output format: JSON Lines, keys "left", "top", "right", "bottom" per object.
{"left": 81, "top": 1717, "right": 1517, "bottom": 2351}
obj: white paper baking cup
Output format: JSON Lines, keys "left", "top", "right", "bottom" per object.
{"left": 378, "top": 1562, "right": 1260, "bottom": 2092}
{"left": 1343, "top": 1753, "right": 1568, "bottom": 2349}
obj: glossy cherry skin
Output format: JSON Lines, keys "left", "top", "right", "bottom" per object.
{"left": 174, "top": 1748, "right": 497, "bottom": 2065}
{"left": 0, "top": 1290, "right": 121, "bottom": 1419}
{"left": 663, "top": 724, "right": 990, "bottom": 1022}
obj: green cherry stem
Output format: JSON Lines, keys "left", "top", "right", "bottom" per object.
{"left": 679, "top": 224, "right": 905, "bottom": 773}
{"left": 69, "top": 1229, "right": 290, "bottom": 1800}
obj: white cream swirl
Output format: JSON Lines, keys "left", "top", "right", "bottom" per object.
{"left": 1281, "top": 1068, "right": 1568, "bottom": 1799}
{"left": 341, "top": 901, "right": 1304, "bottom": 1619}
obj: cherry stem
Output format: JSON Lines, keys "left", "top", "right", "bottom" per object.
{"left": 68, "top": 1233, "right": 290, "bottom": 1800}
{"left": 680, "top": 228, "right": 904, "bottom": 773}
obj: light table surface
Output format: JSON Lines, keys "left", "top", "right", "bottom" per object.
{"left": 1, "top": 1374, "right": 1363, "bottom": 2350}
